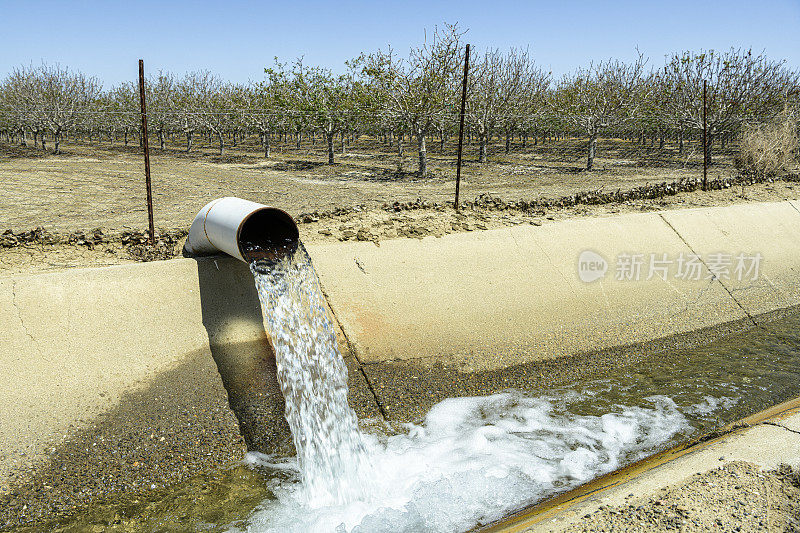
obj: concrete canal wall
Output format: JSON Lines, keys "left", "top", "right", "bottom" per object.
{"left": 1, "top": 199, "right": 799, "bottom": 516}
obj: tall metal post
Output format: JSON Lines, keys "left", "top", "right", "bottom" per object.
{"left": 702, "top": 79, "right": 708, "bottom": 191}
{"left": 454, "top": 43, "right": 471, "bottom": 210}
{"left": 138, "top": 59, "right": 155, "bottom": 244}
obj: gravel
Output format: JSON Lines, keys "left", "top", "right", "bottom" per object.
{"left": 562, "top": 461, "right": 800, "bottom": 532}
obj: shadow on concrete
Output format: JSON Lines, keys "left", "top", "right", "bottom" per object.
{"left": 0, "top": 349, "right": 247, "bottom": 529}
{"left": 194, "top": 255, "right": 293, "bottom": 454}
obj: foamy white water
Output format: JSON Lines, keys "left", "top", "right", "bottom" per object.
{"left": 235, "top": 391, "right": 695, "bottom": 533}
{"left": 244, "top": 244, "right": 733, "bottom": 532}
{"left": 250, "top": 245, "right": 371, "bottom": 508}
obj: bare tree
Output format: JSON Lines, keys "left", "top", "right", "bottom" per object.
{"left": 663, "top": 48, "right": 799, "bottom": 167}
{"left": 285, "top": 60, "right": 355, "bottom": 164}
{"left": 467, "top": 48, "right": 550, "bottom": 162}
{"left": 366, "top": 25, "right": 463, "bottom": 175}
{"left": 550, "top": 53, "right": 648, "bottom": 170}
{"left": 180, "top": 72, "right": 234, "bottom": 155}
{"left": 174, "top": 72, "right": 208, "bottom": 152}
{"left": 144, "top": 72, "right": 175, "bottom": 150}
{"left": 17, "top": 64, "right": 103, "bottom": 154}
{"left": 0, "top": 67, "right": 39, "bottom": 147}
{"left": 246, "top": 64, "right": 289, "bottom": 158}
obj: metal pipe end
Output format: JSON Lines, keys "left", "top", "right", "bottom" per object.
{"left": 238, "top": 207, "right": 299, "bottom": 264}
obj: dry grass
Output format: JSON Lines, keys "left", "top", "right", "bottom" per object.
{"left": 737, "top": 109, "right": 799, "bottom": 176}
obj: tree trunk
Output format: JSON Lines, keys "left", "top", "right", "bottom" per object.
{"left": 417, "top": 132, "right": 427, "bottom": 176}
{"left": 587, "top": 131, "right": 598, "bottom": 170}
{"left": 186, "top": 131, "right": 193, "bottom": 152}
{"left": 217, "top": 131, "right": 224, "bottom": 155}
{"left": 41, "top": 132, "right": 46, "bottom": 151}
{"left": 158, "top": 130, "right": 165, "bottom": 150}
{"left": 20, "top": 129, "right": 27, "bottom": 147}
{"left": 397, "top": 135, "right": 404, "bottom": 171}
{"left": 296, "top": 132, "right": 301, "bottom": 149}
{"left": 505, "top": 131, "right": 511, "bottom": 153}
{"left": 54, "top": 129, "right": 61, "bottom": 154}
{"left": 479, "top": 133, "right": 488, "bottom": 163}
{"left": 262, "top": 132, "right": 271, "bottom": 158}
{"left": 326, "top": 131, "right": 335, "bottom": 164}
{"left": 124, "top": 129, "right": 129, "bottom": 146}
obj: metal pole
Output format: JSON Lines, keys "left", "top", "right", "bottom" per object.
{"left": 702, "top": 79, "right": 707, "bottom": 191}
{"left": 454, "top": 43, "right": 471, "bottom": 210}
{"left": 138, "top": 59, "right": 155, "bottom": 244}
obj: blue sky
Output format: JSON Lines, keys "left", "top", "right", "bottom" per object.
{"left": 1, "top": 0, "right": 798, "bottom": 86}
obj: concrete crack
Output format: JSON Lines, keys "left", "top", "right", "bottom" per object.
{"left": 763, "top": 421, "right": 800, "bottom": 436}
{"left": 659, "top": 214, "right": 757, "bottom": 326}
{"left": 11, "top": 279, "right": 41, "bottom": 354}
{"left": 354, "top": 257, "right": 367, "bottom": 274}
{"left": 316, "top": 281, "right": 388, "bottom": 420}
{"left": 669, "top": 278, "right": 718, "bottom": 319}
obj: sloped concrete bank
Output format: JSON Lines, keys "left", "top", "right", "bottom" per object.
{"left": 310, "top": 199, "right": 800, "bottom": 417}
{"left": 1, "top": 200, "right": 799, "bottom": 526}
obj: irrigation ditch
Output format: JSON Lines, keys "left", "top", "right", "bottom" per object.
{"left": 2, "top": 198, "right": 800, "bottom": 530}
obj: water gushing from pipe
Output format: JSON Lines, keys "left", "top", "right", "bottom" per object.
{"left": 249, "top": 244, "right": 371, "bottom": 507}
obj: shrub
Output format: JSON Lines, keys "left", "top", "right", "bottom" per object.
{"left": 736, "top": 109, "right": 798, "bottom": 176}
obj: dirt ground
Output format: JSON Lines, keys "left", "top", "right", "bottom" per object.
{"left": 563, "top": 461, "right": 800, "bottom": 532}
{"left": 1, "top": 136, "right": 797, "bottom": 277}
{"left": 0, "top": 135, "right": 739, "bottom": 234}
{"left": 1, "top": 175, "right": 797, "bottom": 277}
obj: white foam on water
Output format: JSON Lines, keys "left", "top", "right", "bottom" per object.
{"left": 685, "top": 395, "right": 739, "bottom": 416}
{"left": 237, "top": 391, "right": 695, "bottom": 533}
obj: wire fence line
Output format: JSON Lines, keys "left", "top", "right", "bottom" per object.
{"left": 0, "top": 108, "right": 771, "bottom": 182}
{"left": 0, "top": 103, "right": 796, "bottom": 242}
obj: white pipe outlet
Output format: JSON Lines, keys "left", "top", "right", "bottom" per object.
{"left": 184, "top": 197, "right": 298, "bottom": 262}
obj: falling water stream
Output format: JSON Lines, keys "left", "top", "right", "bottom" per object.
{"left": 249, "top": 245, "right": 371, "bottom": 508}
